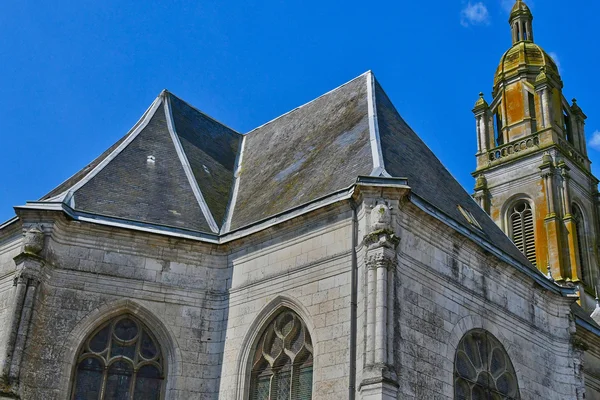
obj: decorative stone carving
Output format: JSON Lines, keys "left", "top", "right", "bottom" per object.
{"left": 23, "top": 225, "right": 44, "bottom": 255}
{"left": 370, "top": 203, "right": 391, "bottom": 232}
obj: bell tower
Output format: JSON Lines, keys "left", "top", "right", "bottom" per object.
{"left": 473, "top": 0, "right": 600, "bottom": 308}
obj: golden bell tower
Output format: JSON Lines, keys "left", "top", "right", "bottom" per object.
{"left": 472, "top": 0, "right": 600, "bottom": 307}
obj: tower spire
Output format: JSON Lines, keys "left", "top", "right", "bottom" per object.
{"left": 509, "top": 0, "right": 534, "bottom": 44}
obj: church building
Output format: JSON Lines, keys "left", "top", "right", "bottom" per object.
{"left": 0, "top": 1, "right": 598, "bottom": 399}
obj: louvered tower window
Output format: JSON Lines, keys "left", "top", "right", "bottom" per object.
{"left": 509, "top": 201, "right": 536, "bottom": 265}
{"left": 250, "top": 309, "right": 313, "bottom": 400}
{"left": 70, "top": 315, "right": 164, "bottom": 400}
{"left": 572, "top": 204, "right": 587, "bottom": 284}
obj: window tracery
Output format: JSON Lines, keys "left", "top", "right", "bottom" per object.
{"left": 71, "top": 315, "right": 164, "bottom": 400}
{"left": 454, "top": 329, "right": 520, "bottom": 400}
{"left": 250, "top": 309, "right": 313, "bottom": 400}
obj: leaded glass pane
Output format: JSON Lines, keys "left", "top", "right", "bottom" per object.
{"left": 114, "top": 319, "right": 138, "bottom": 341}
{"left": 104, "top": 360, "right": 133, "bottom": 400}
{"left": 74, "top": 357, "right": 103, "bottom": 400}
{"left": 250, "top": 309, "right": 313, "bottom": 400}
{"left": 252, "top": 376, "right": 271, "bottom": 400}
{"left": 110, "top": 340, "right": 136, "bottom": 360}
{"left": 454, "top": 330, "right": 520, "bottom": 400}
{"left": 70, "top": 315, "right": 164, "bottom": 400}
{"left": 275, "top": 371, "right": 291, "bottom": 400}
{"left": 89, "top": 325, "right": 110, "bottom": 353}
{"left": 133, "top": 365, "right": 163, "bottom": 400}
{"left": 293, "top": 367, "right": 313, "bottom": 400}
{"left": 140, "top": 331, "right": 158, "bottom": 359}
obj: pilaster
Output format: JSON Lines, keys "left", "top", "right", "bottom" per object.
{"left": 0, "top": 225, "right": 46, "bottom": 396}
{"left": 539, "top": 154, "right": 565, "bottom": 280}
{"left": 359, "top": 202, "right": 399, "bottom": 400}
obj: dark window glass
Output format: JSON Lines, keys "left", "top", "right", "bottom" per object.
{"left": 495, "top": 111, "right": 504, "bottom": 146}
{"left": 74, "top": 357, "right": 104, "bottom": 400}
{"left": 249, "top": 309, "right": 313, "bottom": 400}
{"left": 564, "top": 110, "right": 573, "bottom": 144}
{"left": 133, "top": 365, "right": 162, "bottom": 400}
{"left": 454, "top": 329, "right": 520, "bottom": 400}
{"left": 70, "top": 315, "right": 164, "bottom": 400}
{"left": 105, "top": 361, "right": 132, "bottom": 400}
{"left": 140, "top": 331, "right": 158, "bottom": 359}
{"left": 528, "top": 92, "right": 537, "bottom": 133}
{"left": 572, "top": 204, "right": 587, "bottom": 283}
{"left": 89, "top": 325, "right": 110, "bottom": 354}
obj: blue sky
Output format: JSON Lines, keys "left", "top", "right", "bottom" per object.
{"left": 1, "top": 0, "right": 599, "bottom": 223}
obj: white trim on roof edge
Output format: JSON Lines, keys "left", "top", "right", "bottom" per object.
{"left": 164, "top": 94, "right": 220, "bottom": 233}
{"left": 366, "top": 71, "right": 391, "bottom": 178}
{"left": 62, "top": 94, "right": 164, "bottom": 205}
{"left": 221, "top": 134, "right": 246, "bottom": 234}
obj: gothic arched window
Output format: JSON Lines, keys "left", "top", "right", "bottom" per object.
{"left": 71, "top": 315, "right": 164, "bottom": 400}
{"left": 509, "top": 201, "right": 536, "bottom": 265}
{"left": 250, "top": 309, "right": 313, "bottom": 400}
{"left": 572, "top": 204, "right": 588, "bottom": 284}
{"left": 454, "top": 329, "right": 520, "bottom": 400}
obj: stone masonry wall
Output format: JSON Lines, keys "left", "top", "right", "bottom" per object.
{"left": 393, "top": 203, "right": 579, "bottom": 400}
{"left": 0, "top": 232, "right": 20, "bottom": 372}
{"left": 218, "top": 203, "right": 354, "bottom": 400}
{"left": 17, "top": 215, "right": 230, "bottom": 400}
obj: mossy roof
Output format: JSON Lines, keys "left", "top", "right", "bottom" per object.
{"left": 34, "top": 72, "right": 533, "bottom": 270}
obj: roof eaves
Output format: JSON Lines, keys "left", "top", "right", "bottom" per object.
{"left": 221, "top": 134, "right": 246, "bottom": 234}
{"left": 63, "top": 94, "right": 165, "bottom": 206}
{"left": 15, "top": 202, "right": 221, "bottom": 243}
{"left": 71, "top": 208, "right": 220, "bottom": 243}
{"left": 0, "top": 216, "right": 19, "bottom": 232}
{"left": 410, "top": 193, "right": 574, "bottom": 296}
{"left": 575, "top": 313, "right": 600, "bottom": 337}
{"left": 164, "top": 94, "right": 219, "bottom": 233}
{"left": 221, "top": 185, "right": 356, "bottom": 243}
{"left": 366, "top": 72, "right": 391, "bottom": 178}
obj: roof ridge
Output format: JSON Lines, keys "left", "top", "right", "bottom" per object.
{"left": 220, "top": 134, "right": 246, "bottom": 234}
{"left": 62, "top": 94, "right": 165, "bottom": 206}
{"left": 40, "top": 93, "right": 165, "bottom": 201}
{"left": 245, "top": 71, "right": 372, "bottom": 135}
{"left": 366, "top": 72, "right": 391, "bottom": 178}
{"left": 164, "top": 90, "right": 244, "bottom": 136}
{"left": 163, "top": 94, "right": 220, "bottom": 233}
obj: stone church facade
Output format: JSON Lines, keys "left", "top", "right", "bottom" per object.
{"left": 0, "top": 1, "right": 598, "bottom": 399}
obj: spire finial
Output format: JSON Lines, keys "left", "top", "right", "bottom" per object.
{"left": 509, "top": 0, "right": 533, "bottom": 44}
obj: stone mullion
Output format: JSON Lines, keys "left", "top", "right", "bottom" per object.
{"left": 538, "top": 87, "right": 552, "bottom": 129}
{"left": 560, "top": 167, "right": 582, "bottom": 282}
{"left": 475, "top": 115, "right": 483, "bottom": 153}
{"left": 540, "top": 161, "right": 565, "bottom": 279}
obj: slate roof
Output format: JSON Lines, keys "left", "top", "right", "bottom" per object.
{"left": 27, "top": 71, "right": 533, "bottom": 269}
{"left": 42, "top": 91, "right": 241, "bottom": 233}
{"left": 231, "top": 74, "right": 373, "bottom": 230}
